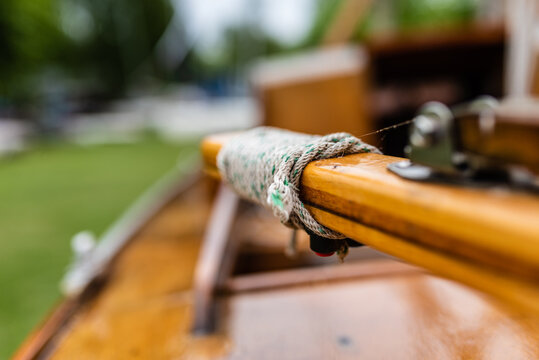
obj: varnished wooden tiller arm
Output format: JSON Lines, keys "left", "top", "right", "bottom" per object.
{"left": 201, "top": 132, "right": 539, "bottom": 315}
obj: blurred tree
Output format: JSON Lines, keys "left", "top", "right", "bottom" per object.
{"left": 68, "top": 0, "right": 174, "bottom": 95}
{"left": 302, "top": 0, "right": 479, "bottom": 46}
{"left": 0, "top": 0, "right": 69, "bottom": 102}
{"left": 301, "top": 0, "right": 345, "bottom": 48}
{"left": 0, "top": 0, "right": 174, "bottom": 110}
{"left": 177, "top": 24, "right": 286, "bottom": 97}
{"left": 394, "top": 0, "right": 476, "bottom": 29}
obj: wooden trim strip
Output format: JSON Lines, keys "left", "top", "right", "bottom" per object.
{"left": 12, "top": 299, "right": 78, "bottom": 360}
{"left": 192, "top": 184, "right": 240, "bottom": 334}
{"left": 221, "top": 259, "right": 421, "bottom": 295}
{"left": 310, "top": 207, "right": 539, "bottom": 314}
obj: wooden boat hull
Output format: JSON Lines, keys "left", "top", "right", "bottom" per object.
{"left": 15, "top": 176, "right": 539, "bottom": 359}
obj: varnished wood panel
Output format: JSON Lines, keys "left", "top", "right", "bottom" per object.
{"left": 223, "top": 259, "right": 419, "bottom": 294}
{"left": 225, "top": 271, "right": 539, "bottom": 360}
{"left": 40, "top": 182, "right": 230, "bottom": 360}
{"left": 309, "top": 207, "right": 539, "bottom": 314}
{"left": 201, "top": 134, "right": 539, "bottom": 269}
{"left": 252, "top": 46, "right": 373, "bottom": 137}
{"left": 16, "top": 172, "right": 539, "bottom": 359}
{"left": 458, "top": 105, "right": 539, "bottom": 174}
{"left": 260, "top": 73, "right": 372, "bottom": 136}
{"left": 302, "top": 155, "right": 539, "bottom": 275}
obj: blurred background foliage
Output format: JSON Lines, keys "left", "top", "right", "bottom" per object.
{"left": 0, "top": 0, "right": 174, "bottom": 108}
{"left": 306, "top": 0, "right": 478, "bottom": 45}
{"left": 0, "top": 0, "right": 482, "bottom": 115}
{"left": 0, "top": 0, "right": 68, "bottom": 101}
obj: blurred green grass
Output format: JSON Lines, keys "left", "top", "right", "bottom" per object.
{"left": 0, "top": 138, "right": 198, "bottom": 358}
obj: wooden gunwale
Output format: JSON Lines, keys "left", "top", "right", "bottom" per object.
{"left": 201, "top": 132, "right": 539, "bottom": 314}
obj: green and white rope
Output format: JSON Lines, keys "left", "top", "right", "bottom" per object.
{"left": 217, "top": 127, "right": 380, "bottom": 239}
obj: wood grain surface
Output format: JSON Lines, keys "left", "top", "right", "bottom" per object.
{"left": 201, "top": 132, "right": 539, "bottom": 313}
{"left": 46, "top": 183, "right": 216, "bottom": 359}
{"left": 224, "top": 271, "right": 539, "bottom": 360}
{"left": 16, "top": 174, "right": 539, "bottom": 359}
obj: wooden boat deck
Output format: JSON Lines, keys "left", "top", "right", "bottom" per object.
{"left": 16, "top": 177, "right": 539, "bottom": 359}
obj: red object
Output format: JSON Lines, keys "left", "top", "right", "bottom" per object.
{"left": 314, "top": 251, "right": 334, "bottom": 257}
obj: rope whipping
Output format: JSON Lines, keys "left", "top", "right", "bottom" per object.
{"left": 217, "top": 127, "right": 380, "bottom": 239}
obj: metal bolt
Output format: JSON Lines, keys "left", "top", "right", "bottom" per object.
{"left": 410, "top": 115, "right": 440, "bottom": 147}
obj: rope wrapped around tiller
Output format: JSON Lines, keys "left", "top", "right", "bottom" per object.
{"left": 217, "top": 127, "right": 380, "bottom": 239}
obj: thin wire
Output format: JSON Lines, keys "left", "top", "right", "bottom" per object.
{"left": 358, "top": 119, "right": 415, "bottom": 138}
{"left": 377, "top": 132, "right": 389, "bottom": 152}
